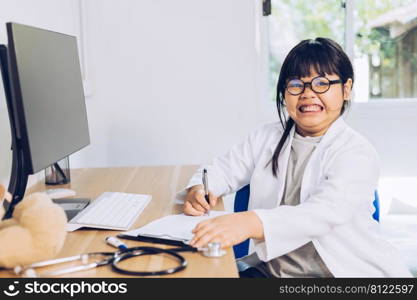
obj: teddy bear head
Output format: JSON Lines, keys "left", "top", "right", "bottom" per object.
{"left": 0, "top": 184, "right": 68, "bottom": 269}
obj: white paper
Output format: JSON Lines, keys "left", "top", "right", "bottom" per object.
{"left": 122, "top": 210, "right": 229, "bottom": 242}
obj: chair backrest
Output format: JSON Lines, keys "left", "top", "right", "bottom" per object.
{"left": 372, "top": 190, "right": 380, "bottom": 222}
{"left": 233, "top": 185, "right": 380, "bottom": 259}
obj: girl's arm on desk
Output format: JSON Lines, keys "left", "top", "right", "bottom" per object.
{"left": 189, "top": 210, "right": 264, "bottom": 248}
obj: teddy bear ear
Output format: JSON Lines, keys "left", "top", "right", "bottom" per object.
{"left": 0, "top": 184, "right": 5, "bottom": 200}
{"left": 0, "top": 184, "right": 11, "bottom": 208}
{"left": 0, "top": 185, "right": 11, "bottom": 200}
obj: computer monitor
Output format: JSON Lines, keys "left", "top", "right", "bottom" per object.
{"left": 0, "top": 22, "right": 90, "bottom": 219}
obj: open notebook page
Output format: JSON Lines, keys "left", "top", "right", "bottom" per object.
{"left": 122, "top": 211, "right": 229, "bottom": 242}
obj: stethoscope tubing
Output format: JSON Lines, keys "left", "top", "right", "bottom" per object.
{"left": 15, "top": 246, "right": 198, "bottom": 277}
{"left": 112, "top": 246, "right": 189, "bottom": 276}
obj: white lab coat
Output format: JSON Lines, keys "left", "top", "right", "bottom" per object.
{"left": 177, "top": 117, "right": 412, "bottom": 277}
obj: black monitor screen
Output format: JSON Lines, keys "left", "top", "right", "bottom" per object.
{"left": 8, "top": 23, "right": 90, "bottom": 173}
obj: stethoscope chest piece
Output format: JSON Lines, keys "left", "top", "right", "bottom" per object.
{"left": 202, "top": 242, "right": 226, "bottom": 258}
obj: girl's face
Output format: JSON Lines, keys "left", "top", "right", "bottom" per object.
{"left": 284, "top": 70, "right": 352, "bottom": 137}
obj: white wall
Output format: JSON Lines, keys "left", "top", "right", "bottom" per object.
{"left": 70, "top": 0, "right": 266, "bottom": 168}
{"left": 346, "top": 101, "right": 417, "bottom": 177}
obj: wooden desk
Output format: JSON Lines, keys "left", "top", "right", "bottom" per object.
{"left": 1, "top": 166, "right": 238, "bottom": 278}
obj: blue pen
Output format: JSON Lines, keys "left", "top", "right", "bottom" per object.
{"left": 106, "top": 236, "right": 128, "bottom": 250}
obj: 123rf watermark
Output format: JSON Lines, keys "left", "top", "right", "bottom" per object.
{"left": 279, "top": 283, "right": 415, "bottom": 296}
{"left": 2, "top": 281, "right": 127, "bottom": 297}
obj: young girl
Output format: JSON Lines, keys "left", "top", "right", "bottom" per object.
{"left": 177, "top": 38, "right": 411, "bottom": 277}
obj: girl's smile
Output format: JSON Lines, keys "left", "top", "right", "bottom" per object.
{"left": 298, "top": 104, "right": 323, "bottom": 113}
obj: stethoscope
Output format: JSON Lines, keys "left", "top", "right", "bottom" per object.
{"left": 13, "top": 238, "right": 225, "bottom": 277}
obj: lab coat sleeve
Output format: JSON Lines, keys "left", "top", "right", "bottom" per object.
{"left": 176, "top": 125, "right": 271, "bottom": 201}
{"left": 253, "top": 144, "right": 380, "bottom": 261}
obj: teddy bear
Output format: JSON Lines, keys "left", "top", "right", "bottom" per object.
{"left": 0, "top": 184, "right": 67, "bottom": 269}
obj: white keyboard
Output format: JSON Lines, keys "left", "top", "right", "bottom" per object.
{"left": 66, "top": 192, "right": 151, "bottom": 232}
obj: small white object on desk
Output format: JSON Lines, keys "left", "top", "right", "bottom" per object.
{"left": 105, "top": 236, "right": 128, "bottom": 250}
{"left": 44, "top": 188, "right": 76, "bottom": 199}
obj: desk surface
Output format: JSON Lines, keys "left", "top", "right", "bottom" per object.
{"left": 1, "top": 166, "right": 238, "bottom": 278}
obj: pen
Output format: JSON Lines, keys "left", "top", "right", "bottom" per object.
{"left": 118, "top": 234, "right": 197, "bottom": 251}
{"left": 202, "top": 169, "right": 210, "bottom": 214}
{"left": 106, "top": 236, "right": 128, "bottom": 250}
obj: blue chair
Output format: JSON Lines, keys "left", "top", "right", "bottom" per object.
{"left": 233, "top": 185, "right": 380, "bottom": 259}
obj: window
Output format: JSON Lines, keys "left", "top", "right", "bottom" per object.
{"left": 355, "top": 0, "right": 417, "bottom": 100}
{"left": 268, "top": 0, "right": 417, "bottom": 102}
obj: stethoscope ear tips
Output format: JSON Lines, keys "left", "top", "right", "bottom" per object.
{"left": 23, "top": 268, "right": 38, "bottom": 277}
{"left": 13, "top": 265, "right": 22, "bottom": 275}
{"left": 14, "top": 265, "right": 38, "bottom": 277}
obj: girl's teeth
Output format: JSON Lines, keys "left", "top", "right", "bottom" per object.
{"left": 301, "top": 105, "right": 321, "bottom": 112}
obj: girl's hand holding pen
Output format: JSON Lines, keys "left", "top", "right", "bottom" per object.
{"left": 184, "top": 185, "right": 218, "bottom": 216}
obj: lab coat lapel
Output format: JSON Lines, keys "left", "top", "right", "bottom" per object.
{"left": 299, "top": 117, "right": 347, "bottom": 203}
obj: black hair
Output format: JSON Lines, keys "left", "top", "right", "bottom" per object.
{"left": 270, "top": 37, "right": 354, "bottom": 177}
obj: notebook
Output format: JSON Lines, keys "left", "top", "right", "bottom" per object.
{"left": 120, "top": 210, "right": 229, "bottom": 244}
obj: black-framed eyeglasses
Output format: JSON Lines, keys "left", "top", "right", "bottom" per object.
{"left": 285, "top": 76, "right": 342, "bottom": 96}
